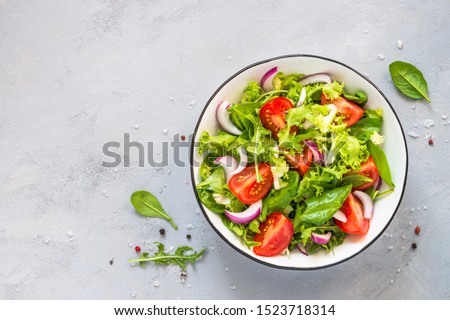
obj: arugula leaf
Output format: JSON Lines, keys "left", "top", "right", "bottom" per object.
{"left": 389, "top": 61, "right": 431, "bottom": 102}
{"left": 131, "top": 191, "right": 178, "bottom": 230}
{"left": 298, "top": 184, "right": 352, "bottom": 226}
{"left": 368, "top": 141, "right": 395, "bottom": 188}
{"left": 129, "top": 242, "right": 206, "bottom": 271}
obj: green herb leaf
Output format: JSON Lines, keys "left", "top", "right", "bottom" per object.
{"left": 367, "top": 141, "right": 395, "bottom": 188}
{"left": 343, "top": 89, "right": 368, "bottom": 106}
{"left": 130, "top": 190, "right": 178, "bottom": 230}
{"left": 265, "top": 171, "right": 300, "bottom": 213}
{"left": 389, "top": 61, "right": 431, "bottom": 102}
{"left": 129, "top": 242, "right": 206, "bottom": 271}
{"left": 298, "top": 184, "right": 352, "bottom": 226}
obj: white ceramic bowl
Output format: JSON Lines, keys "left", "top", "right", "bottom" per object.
{"left": 191, "top": 55, "right": 408, "bottom": 269}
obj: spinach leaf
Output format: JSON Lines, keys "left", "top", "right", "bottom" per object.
{"left": 339, "top": 174, "right": 373, "bottom": 188}
{"left": 131, "top": 191, "right": 178, "bottom": 230}
{"left": 350, "top": 117, "right": 382, "bottom": 142}
{"left": 389, "top": 61, "right": 431, "bottom": 102}
{"left": 265, "top": 171, "right": 300, "bottom": 214}
{"left": 368, "top": 141, "right": 395, "bottom": 188}
{"left": 129, "top": 242, "right": 206, "bottom": 271}
{"left": 298, "top": 184, "right": 352, "bottom": 226}
{"left": 343, "top": 89, "right": 368, "bottom": 106}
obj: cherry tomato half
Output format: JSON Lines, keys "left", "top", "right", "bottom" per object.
{"left": 253, "top": 212, "right": 294, "bottom": 257}
{"left": 259, "top": 97, "right": 294, "bottom": 137}
{"left": 335, "top": 193, "right": 370, "bottom": 234}
{"left": 353, "top": 156, "right": 380, "bottom": 191}
{"left": 228, "top": 163, "right": 273, "bottom": 205}
{"left": 321, "top": 93, "right": 364, "bottom": 126}
{"left": 285, "top": 145, "right": 313, "bottom": 176}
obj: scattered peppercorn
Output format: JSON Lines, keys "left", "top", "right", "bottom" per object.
{"left": 135, "top": 246, "right": 141, "bottom": 253}
{"left": 159, "top": 228, "right": 165, "bottom": 235}
{"left": 415, "top": 226, "right": 421, "bottom": 235}
{"left": 187, "top": 234, "right": 192, "bottom": 240}
{"left": 109, "top": 259, "right": 114, "bottom": 265}
{"left": 181, "top": 135, "right": 186, "bottom": 141}
{"left": 428, "top": 138, "right": 434, "bottom": 146}
{"left": 412, "top": 243, "right": 417, "bottom": 249}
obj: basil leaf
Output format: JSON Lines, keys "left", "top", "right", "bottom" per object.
{"left": 389, "top": 61, "right": 431, "bottom": 102}
{"left": 131, "top": 190, "right": 178, "bottom": 230}
{"left": 368, "top": 141, "right": 395, "bottom": 188}
{"left": 299, "top": 184, "right": 352, "bottom": 226}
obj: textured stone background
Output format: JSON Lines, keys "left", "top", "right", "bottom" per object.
{"left": 1, "top": 0, "right": 449, "bottom": 299}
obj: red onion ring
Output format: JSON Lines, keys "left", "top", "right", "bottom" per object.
{"left": 224, "top": 200, "right": 262, "bottom": 224}
{"left": 260, "top": 66, "right": 278, "bottom": 92}
{"left": 299, "top": 73, "right": 332, "bottom": 86}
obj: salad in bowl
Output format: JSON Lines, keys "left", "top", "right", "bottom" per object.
{"left": 191, "top": 55, "right": 407, "bottom": 269}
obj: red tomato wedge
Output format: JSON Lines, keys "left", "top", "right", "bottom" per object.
{"left": 228, "top": 163, "right": 273, "bottom": 204}
{"left": 353, "top": 156, "right": 380, "bottom": 191}
{"left": 335, "top": 193, "right": 370, "bottom": 234}
{"left": 259, "top": 97, "right": 294, "bottom": 137}
{"left": 285, "top": 145, "right": 313, "bottom": 176}
{"left": 321, "top": 93, "right": 364, "bottom": 126}
{"left": 253, "top": 212, "right": 294, "bottom": 257}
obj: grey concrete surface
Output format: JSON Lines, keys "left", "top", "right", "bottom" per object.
{"left": 1, "top": 0, "right": 449, "bottom": 299}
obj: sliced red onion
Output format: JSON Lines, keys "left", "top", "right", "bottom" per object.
{"left": 333, "top": 210, "right": 347, "bottom": 223}
{"left": 273, "top": 143, "right": 280, "bottom": 158}
{"left": 310, "top": 232, "right": 332, "bottom": 245}
{"left": 304, "top": 139, "right": 324, "bottom": 165}
{"left": 213, "top": 193, "right": 231, "bottom": 205}
{"left": 296, "top": 243, "right": 308, "bottom": 256}
{"left": 214, "top": 156, "right": 238, "bottom": 182}
{"left": 231, "top": 148, "right": 248, "bottom": 175}
{"left": 303, "top": 120, "right": 314, "bottom": 129}
{"left": 273, "top": 176, "right": 281, "bottom": 190}
{"left": 224, "top": 199, "right": 262, "bottom": 224}
{"left": 299, "top": 73, "right": 332, "bottom": 86}
{"left": 375, "top": 177, "right": 382, "bottom": 190}
{"left": 216, "top": 101, "right": 242, "bottom": 136}
{"left": 260, "top": 66, "right": 278, "bottom": 92}
{"left": 271, "top": 143, "right": 282, "bottom": 190}
{"left": 296, "top": 87, "right": 307, "bottom": 107}
{"left": 353, "top": 190, "right": 374, "bottom": 219}
{"left": 324, "top": 104, "right": 338, "bottom": 124}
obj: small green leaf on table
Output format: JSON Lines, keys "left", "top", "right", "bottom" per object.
{"left": 389, "top": 61, "right": 431, "bottom": 102}
{"left": 130, "top": 190, "right": 178, "bottom": 230}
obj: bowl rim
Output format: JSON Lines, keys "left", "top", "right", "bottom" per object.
{"left": 190, "top": 54, "right": 409, "bottom": 270}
